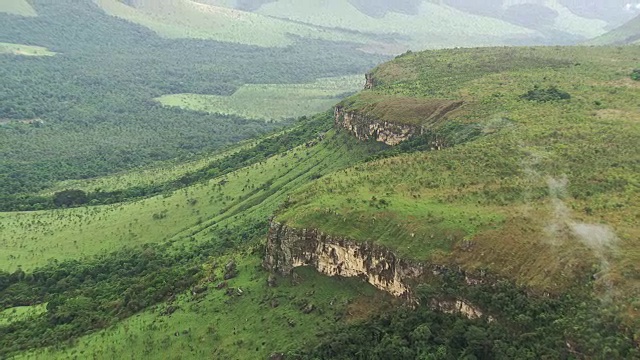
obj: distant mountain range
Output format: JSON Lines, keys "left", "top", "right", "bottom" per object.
{"left": 3, "top": 0, "right": 639, "bottom": 51}
{"left": 92, "top": 0, "right": 640, "bottom": 52}
{"left": 587, "top": 14, "right": 640, "bottom": 45}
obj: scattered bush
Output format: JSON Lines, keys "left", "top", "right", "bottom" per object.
{"left": 521, "top": 86, "right": 571, "bottom": 102}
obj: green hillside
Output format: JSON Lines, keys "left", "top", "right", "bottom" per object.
{"left": 254, "top": 0, "right": 535, "bottom": 50}
{"left": 93, "top": 0, "right": 618, "bottom": 51}
{"left": 588, "top": 15, "right": 640, "bottom": 45}
{"left": 278, "top": 46, "right": 640, "bottom": 327}
{"left": 95, "top": 0, "right": 372, "bottom": 47}
{"left": 221, "top": 0, "right": 612, "bottom": 47}
{"left": 0, "top": 0, "right": 37, "bottom": 16}
{"left": 1, "top": 2, "right": 639, "bottom": 357}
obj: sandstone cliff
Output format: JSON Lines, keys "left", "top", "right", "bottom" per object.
{"left": 334, "top": 100, "right": 463, "bottom": 146}
{"left": 334, "top": 106, "right": 419, "bottom": 146}
{"left": 264, "top": 221, "right": 424, "bottom": 298}
{"left": 264, "top": 221, "right": 489, "bottom": 321}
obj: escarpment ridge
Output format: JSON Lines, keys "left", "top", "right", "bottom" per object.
{"left": 263, "top": 221, "right": 489, "bottom": 319}
{"left": 335, "top": 71, "right": 463, "bottom": 145}
{"left": 264, "top": 221, "right": 425, "bottom": 298}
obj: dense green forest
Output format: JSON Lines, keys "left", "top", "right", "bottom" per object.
{"left": 293, "top": 279, "right": 637, "bottom": 359}
{"left": 0, "top": 0, "right": 385, "bottom": 196}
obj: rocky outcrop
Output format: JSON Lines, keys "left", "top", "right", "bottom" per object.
{"left": 334, "top": 100, "right": 463, "bottom": 146}
{"left": 264, "top": 221, "right": 424, "bottom": 298}
{"left": 334, "top": 107, "right": 419, "bottom": 146}
{"left": 364, "top": 72, "right": 377, "bottom": 90}
{"left": 264, "top": 221, "right": 489, "bottom": 319}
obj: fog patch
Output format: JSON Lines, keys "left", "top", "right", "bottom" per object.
{"left": 545, "top": 176, "right": 619, "bottom": 279}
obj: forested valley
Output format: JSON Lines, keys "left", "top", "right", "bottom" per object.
{"left": 0, "top": 0, "right": 385, "bottom": 196}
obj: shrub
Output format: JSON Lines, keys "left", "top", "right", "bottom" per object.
{"left": 631, "top": 69, "right": 640, "bottom": 81}
{"left": 521, "top": 85, "right": 571, "bottom": 102}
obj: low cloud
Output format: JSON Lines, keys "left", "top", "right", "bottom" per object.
{"left": 545, "top": 176, "right": 619, "bottom": 275}
{"left": 625, "top": 3, "right": 640, "bottom": 11}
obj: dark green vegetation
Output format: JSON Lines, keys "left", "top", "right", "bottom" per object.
{"left": 295, "top": 280, "right": 637, "bottom": 359}
{"left": 0, "top": 0, "right": 385, "bottom": 196}
{"left": 520, "top": 85, "right": 571, "bottom": 102}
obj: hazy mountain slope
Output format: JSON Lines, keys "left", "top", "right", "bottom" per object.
{"left": 445, "top": 0, "right": 637, "bottom": 27}
{"left": 529, "top": 0, "right": 608, "bottom": 38}
{"left": 94, "top": 0, "right": 627, "bottom": 50}
{"left": 0, "top": 0, "right": 37, "bottom": 17}
{"left": 218, "top": 0, "right": 615, "bottom": 45}
{"left": 254, "top": 0, "right": 537, "bottom": 49}
{"left": 95, "top": 0, "right": 371, "bottom": 47}
{"left": 587, "top": 15, "right": 640, "bottom": 45}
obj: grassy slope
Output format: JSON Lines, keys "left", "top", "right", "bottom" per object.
{"left": 94, "top": 0, "right": 370, "bottom": 47}
{"left": 19, "top": 264, "right": 390, "bottom": 359}
{"left": 39, "top": 134, "right": 268, "bottom": 195}
{"left": 278, "top": 46, "right": 640, "bottom": 325}
{"left": 0, "top": 130, "right": 382, "bottom": 272}
{"left": 2, "top": 125, "right": 389, "bottom": 359}
{"left": 0, "top": 42, "right": 55, "bottom": 56}
{"left": 587, "top": 15, "right": 640, "bottom": 45}
{"left": 0, "top": 0, "right": 36, "bottom": 16}
{"left": 157, "top": 75, "right": 363, "bottom": 121}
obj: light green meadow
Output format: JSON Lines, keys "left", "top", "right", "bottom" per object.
{"left": 0, "top": 43, "right": 55, "bottom": 56}
{"left": 156, "top": 75, "right": 363, "bottom": 121}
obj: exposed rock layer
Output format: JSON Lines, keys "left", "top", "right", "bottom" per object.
{"left": 334, "top": 101, "right": 463, "bottom": 146}
{"left": 264, "top": 221, "right": 424, "bottom": 298}
{"left": 334, "top": 107, "right": 419, "bottom": 146}
{"left": 264, "top": 221, "right": 488, "bottom": 320}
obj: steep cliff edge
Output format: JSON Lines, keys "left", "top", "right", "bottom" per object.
{"left": 334, "top": 94, "right": 463, "bottom": 145}
{"left": 264, "top": 221, "right": 424, "bottom": 298}
{"left": 264, "top": 221, "right": 488, "bottom": 319}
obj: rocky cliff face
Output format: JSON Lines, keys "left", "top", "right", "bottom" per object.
{"left": 364, "top": 72, "right": 376, "bottom": 90}
{"left": 264, "top": 221, "right": 489, "bottom": 318}
{"left": 264, "top": 221, "right": 424, "bottom": 298}
{"left": 334, "top": 106, "right": 419, "bottom": 146}
{"left": 334, "top": 100, "right": 463, "bottom": 146}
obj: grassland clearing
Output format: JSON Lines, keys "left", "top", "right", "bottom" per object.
{"left": 0, "top": 304, "right": 47, "bottom": 326}
{"left": 157, "top": 75, "right": 363, "bottom": 121}
{"left": 0, "top": 0, "right": 36, "bottom": 17}
{"left": 0, "top": 43, "right": 55, "bottom": 56}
